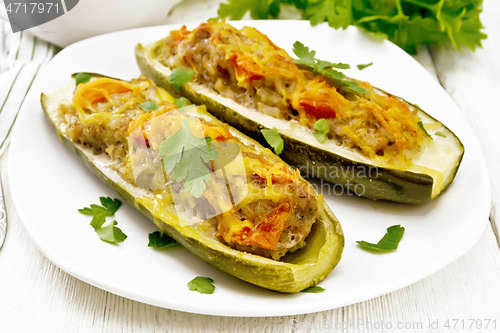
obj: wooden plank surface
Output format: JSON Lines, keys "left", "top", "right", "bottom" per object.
{"left": 1, "top": 0, "right": 500, "bottom": 331}
{"left": 429, "top": 0, "right": 500, "bottom": 243}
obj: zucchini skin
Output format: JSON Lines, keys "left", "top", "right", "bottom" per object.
{"left": 136, "top": 41, "right": 463, "bottom": 204}
{"left": 40, "top": 76, "right": 344, "bottom": 293}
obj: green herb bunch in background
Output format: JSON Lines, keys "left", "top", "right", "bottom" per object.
{"left": 217, "top": 0, "right": 487, "bottom": 54}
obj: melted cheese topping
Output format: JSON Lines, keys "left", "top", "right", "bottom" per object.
{"left": 163, "top": 21, "right": 427, "bottom": 167}
{"left": 62, "top": 76, "right": 319, "bottom": 253}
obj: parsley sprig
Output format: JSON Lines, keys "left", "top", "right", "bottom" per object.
{"left": 292, "top": 41, "right": 369, "bottom": 94}
{"left": 174, "top": 97, "right": 189, "bottom": 109}
{"left": 313, "top": 119, "right": 330, "bottom": 143}
{"left": 261, "top": 127, "right": 284, "bottom": 155}
{"left": 357, "top": 225, "right": 405, "bottom": 251}
{"left": 357, "top": 63, "right": 373, "bottom": 70}
{"left": 148, "top": 231, "right": 178, "bottom": 248}
{"left": 217, "top": 0, "right": 487, "bottom": 55}
{"left": 94, "top": 219, "right": 128, "bottom": 243}
{"left": 301, "top": 286, "right": 325, "bottom": 293}
{"left": 79, "top": 197, "right": 127, "bottom": 244}
{"left": 188, "top": 276, "right": 216, "bottom": 294}
{"left": 159, "top": 120, "right": 218, "bottom": 198}
{"left": 139, "top": 101, "right": 160, "bottom": 112}
{"left": 79, "top": 197, "right": 122, "bottom": 216}
{"left": 74, "top": 73, "right": 91, "bottom": 92}
{"left": 169, "top": 67, "right": 195, "bottom": 90}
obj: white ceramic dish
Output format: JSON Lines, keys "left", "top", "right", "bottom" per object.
{"left": 8, "top": 21, "right": 490, "bottom": 317}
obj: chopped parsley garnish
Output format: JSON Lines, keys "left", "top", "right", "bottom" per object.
{"left": 435, "top": 131, "right": 447, "bottom": 138}
{"left": 169, "top": 67, "right": 195, "bottom": 90}
{"left": 78, "top": 197, "right": 127, "bottom": 244}
{"left": 261, "top": 127, "right": 284, "bottom": 155}
{"left": 78, "top": 197, "right": 122, "bottom": 216}
{"left": 327, "top": 62, "right": 350, "bottom": 69}
{"left": 357, "top": 63, "right": 373, "bottom": 70}
{"left": 139, "top": 101, "right": 160, "bottom": 112}
{"left": 292, "top": 41, "right": 369, "bottom": 94}
{"left": 187, "top": 276, "right": 215, "bottom": 294}
{"left": 159, "top": 120, "right": 218, "bottom": 198}
{"left": 75, "top": 73, "right": 91, "bottom": 87}
{"left": 417, "top": 121, "right": 432, "bottom": 139}
{"left": 95, "top": 221, "right": 128, "bottom": 243}
{"left": 356, "top": 225, "right": 405, "bottom": 251}
{"left": 148, "top": 231, "right": 178, "bottom": 248}
{"left": 301, "top": 286, "right": 325, "bottom": 293}
{"left": 217, "top": 1, "right": 487, "bottom": 55}
{"left": 313, "top": 118, "right": 330, "bottom": 143}
{"left": 90, "top": 213, "right": 107, "bottom": 229}
{"left": 174, "top": 97, "right": 189, "bottom": 109}
{"left": 74, "top": 73, "right": 91, "bottom": 91}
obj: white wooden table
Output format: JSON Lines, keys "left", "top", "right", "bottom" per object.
{"left": 1, "top": 0, "right": 500, "bottom": 332}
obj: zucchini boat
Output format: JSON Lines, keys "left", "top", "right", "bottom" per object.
{"left": 136, "top": 21, "right": 464, "bottom": 204}
{"left": 41, "top": 73, "right": 344, "bottom": 293}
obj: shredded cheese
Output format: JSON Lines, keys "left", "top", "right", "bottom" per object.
{"left": 163, "top": 21, "right": 428, "bottom": 167}
{"left": 68, "top": 76, "right": 316, "bottom": 253}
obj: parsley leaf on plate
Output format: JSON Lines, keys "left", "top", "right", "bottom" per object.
{"left": 356, "top": 225, "right": 405, "bottom": 251}
{"left": 301, "top": 286, "right": 325, "bottom": 293}
{"left": 100, "top": 197, "right": 122, "bottom": 214}
{"left": 357, "top": 63, "right": 373, "bottom": 70}
{"left": 159, "top": 120, "right": 218, "bottom": 198}
{"left": 169, "top": 67, "right": 195, "bottom": 90}
{"left": 313, "top": 118, "right": 330, "bottom": 143}
{"left": 95, "top": 221, "right": 128, "bottom": 244}
{"left": 139, "top": 101, "right": 160, "bottom": 113}
{"left": 148, "top": 231, "right": 178, "bottom": 248}
{"left": 187, "top": 276, "right": 215, "bottom": 294}
{"left": 75, "top": 73, "right": 91, "bottom": 89}
{"left": 78, "top": 205, "right": 104, "bottom": 216}
{"left": 90, "top": 213, "right": 106, "bottom": 229}
{"left": 261, "top": 127, "right": 284, "bottom": 155}
{"left": 79, "top": 197, "right": 126, "bottom": 244}
{"left": 174, "top": 97, "right": 189, "bottom": 109}
{"left": 78, "top": 197, "right": 122, "bottom": 216}
{"left": 292, "top": 41, "right": 369, "bottom": 94}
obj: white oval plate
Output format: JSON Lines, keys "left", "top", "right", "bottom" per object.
{"left": 8, "top": 21, "right": 490, "bottom": 317}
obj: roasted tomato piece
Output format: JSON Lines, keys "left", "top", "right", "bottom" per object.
{"left": 228, "top": 53, "right": 265, "bottom": 84}
{"left": 240, "top": 202, "right": 291, "bottom": 250}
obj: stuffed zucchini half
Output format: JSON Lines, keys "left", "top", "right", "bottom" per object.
{"left": 136, "top": 21, "right": 464, "bottom": 204}
{"left": 41, "top": 73, "right": 343, "bottom": 293}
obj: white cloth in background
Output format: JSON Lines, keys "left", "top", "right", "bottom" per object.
{"left": 0, "top": 20, "right": 56, "bottom": 156}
